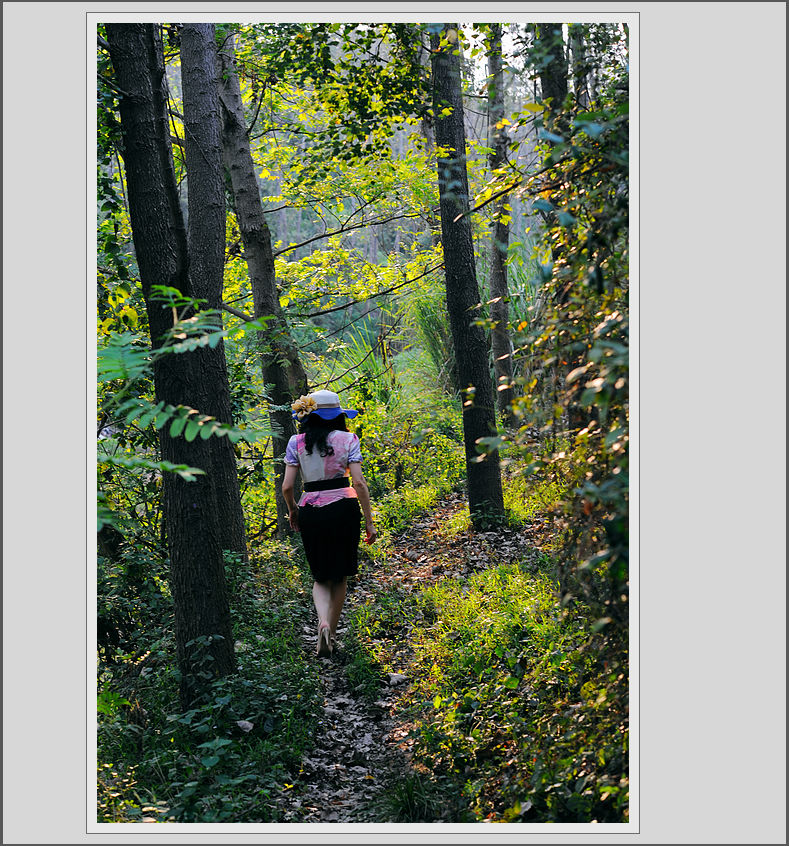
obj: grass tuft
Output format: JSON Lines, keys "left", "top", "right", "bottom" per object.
{"left": 381, "top": 772, "right": 443, "bottom": 822}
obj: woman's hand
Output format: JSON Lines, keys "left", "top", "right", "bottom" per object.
{"left": 289, "top": 510, "right": 300, "bottom": 532}
{"left": 350, "top": 463, "right": 376, "bottom": 544}
{"left": 365, "top": 520, "right": 377, "bottom": 545}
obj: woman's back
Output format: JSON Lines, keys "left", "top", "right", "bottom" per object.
{"left": 285, "top": 429, "right": 362, "bottom": 507}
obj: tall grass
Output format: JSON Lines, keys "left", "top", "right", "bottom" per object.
{"left": 400, "top": 280, "right": 455, "bottom": 396}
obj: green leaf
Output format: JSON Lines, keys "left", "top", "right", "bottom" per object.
{"left": 200, "top": 755, "right": 221, "bottom": 768}
{"left": 176, "top": 468, "right": 205, "bottom": 482}
{"left": 184, "top": 420, "right": 200, "bottom": 442}
{"left": 137, "top": 409, "right": 158, "bottom": 429}
{"left": 97, "top": 689, "right": 131, "bottom": 716}
{"left": 124, "top": 404, "right": 149, "bottom": 424}
{"left": 503, "top": 676, "right": 519, "bottom": 689}
{"left": 169, "top": 415, "right": 188, "bottom": 438}
{"left": 475, "top": 435, "right": 507, "bottom": 454}
{"left": 197, "top": 737, "right": 233, "bottom": 750}
{"left": 154, "top": 406, "right": 172, "bottom": 429}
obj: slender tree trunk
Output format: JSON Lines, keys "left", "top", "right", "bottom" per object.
{"left": 431, "top": 24, "right": 504, "bottom": 527}
{"left": 216, "top": 34, "right": 307, "bottom": 537}
{"left": 569, "top": 24, "right": 590, "bottom": 109}
{"left": 410, "top": 26, "right": 441, "bottom": 250}
{"left": 106, "top": 23, "right": 237, "bottom": 707}
{"left": 532, "top": 23, "right": 569, "bottom": 270}
{"left": 486, "top": 24, "right": 515, "bottom": 426}
{"left": 531, "top": 25, "right": 585, "bottom": 435}
{"left": 181, "top": 23, "right": 248, "bottom": 559}
{"left": 534, "top": 23, "right": 568, "bottom": 116}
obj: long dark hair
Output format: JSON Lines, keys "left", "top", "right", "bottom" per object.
{"left": 298, "top": 413, "right": 348, "bottom": 457}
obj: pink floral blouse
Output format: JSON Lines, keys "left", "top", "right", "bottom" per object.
{"left": 284, "top": 430, "right": 363, "bottom": 507}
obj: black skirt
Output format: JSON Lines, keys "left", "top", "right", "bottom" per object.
{"left": 299, "top": 497, "right": 362, "bottom": 583}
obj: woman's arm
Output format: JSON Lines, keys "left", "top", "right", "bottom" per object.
{"left": 349, "top": 462, "right": 377, "bottom": 544}
{"left": 281, "top": 464, "right": 300, "bottom": 532}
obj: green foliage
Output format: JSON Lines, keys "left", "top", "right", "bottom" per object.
{"left": 98, "top": 763, "right": 157, "bottom": 823}
{"left": 98, "top": 304, "right": 277, "bottom": 532}
{"left": 360, "top": 414, "right": 464, "bottom": 502}
{"left": 343, "top": 592, "right": 402, "bottom": 697}
{"left": 352, "top": 558, "right": 627, "bottom": 823}
{"left": 401, "top": 276, "right": 456, "bottom": 396}
{"left": 97, "top": 545, "right": 172, "bottom": 669}
{"left": 381, "top": 772, "right": 445, "bottom": 822}
{"left": 506, "top": 23, "right": 629, "bottom": 629}
{"left": 235, "top": 22, "right": 431, "bottom": 180}
{"left": 97, "top": 543, "right": 323, "bottom": 823}
{"left": 97, "top": 687, "right": 131, "bottom": 717}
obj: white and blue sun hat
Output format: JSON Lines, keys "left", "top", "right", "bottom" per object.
{"left": 291, "top": 389, "right": 359, "bottom": 421}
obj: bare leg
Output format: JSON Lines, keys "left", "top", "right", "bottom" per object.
{"left": 327, "top": 578, "right": 348, "bottom": 637}
{"left": 312, "top": 581, "right": 333, "bottom": 656}
{"left": 312, "top": 581, "right": 332, "bottom": 629}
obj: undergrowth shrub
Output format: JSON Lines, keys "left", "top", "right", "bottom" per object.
{"left": 97, "top": 545, "right": 172, "bottom": 671}
{"left": 351, "top": 399, "right": 464, "bottom": 501}
{"left": 97, "top": 542, "right": 322, "bottom": 823}
{"left": 397, "top": 562, "right": 628, "bottom": 822}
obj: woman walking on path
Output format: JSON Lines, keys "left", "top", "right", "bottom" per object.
{"left": 282, "top": 390, "right": 377, "bottom": 657}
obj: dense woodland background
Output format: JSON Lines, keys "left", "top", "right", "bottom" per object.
{"left": 94, "top": 19, "right": 632, "bottom": 824}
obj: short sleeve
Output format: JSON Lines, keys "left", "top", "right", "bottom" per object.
{"left": 347, "top": 433, "right": 362, "bottom": 464}
{"left": 284, "top": 435, "right": 299, "bottom": 466}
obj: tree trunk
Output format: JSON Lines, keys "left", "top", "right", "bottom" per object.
{"left": 431, "top": 24, "right": 504, "bottom": 527}
{"left": 534, "top": 24, "right": 568, "bottom": 116}
{"left": 569, "top": 24, "right": 590, "bottom": 109}
{"left": 486, "top": 24, "right": 515, "bottom": 427}
{"left": 532, "top": 23, "right": 569, "bottom": 268}
{"left": 532, "top": 25, "right": 585, "bottom": 434}
{"left": 181, "top": 23, "right": 248, "bottom": 559}
{"left": 106, "top": 23, "right": 236, "bottom": 707}
{"left": 216, "top": 33, "right": 308, "bottom": 537}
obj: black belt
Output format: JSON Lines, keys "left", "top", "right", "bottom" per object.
{"left": 303, "top": 477, "right": 351, "bottom": 492}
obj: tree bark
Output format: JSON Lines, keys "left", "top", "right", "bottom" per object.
{"left": 106, "top": 23, "right": 236, "bottom": 707}
{"left": 486, "top": 24, "right": 515, "bottom": 426}
{"left": 181, "top": 23, "right": 248, "bottom": 559}
{"left": 569, "top": 24, "right": 590, "bottom": 109}
{"left": 531, "top": 25, "right": 585, "bottom": 434}
{"left": 216, "top": 33, "right": 308, "bottom": 537}
{"left": 534, "top": 23, "right": 568, "bottom": 116}
{"left": 532, "top": 23, "right": 569, "bottom": 268}
{"left": 431, "top": 24, "right": 504, "bottom": 527}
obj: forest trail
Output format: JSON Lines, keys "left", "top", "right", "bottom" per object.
{"left": 274, "top": 491, "right": 544, "bottom": 822}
